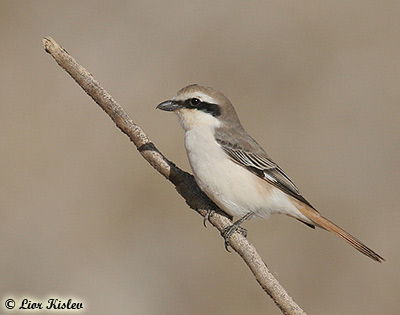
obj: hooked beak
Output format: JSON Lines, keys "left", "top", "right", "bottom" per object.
{"left": 156, "top": 100, "right": 181, "bottom": 112}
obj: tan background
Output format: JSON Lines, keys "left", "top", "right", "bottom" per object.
{"left": 1, "top": 1, "right": 399, "bottom": 314}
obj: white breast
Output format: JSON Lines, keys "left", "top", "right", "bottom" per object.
{"left": 184, "top": 126, "right": 306, "bottom": 220}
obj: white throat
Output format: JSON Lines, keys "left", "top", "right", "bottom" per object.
{"left": 175, "top": 108, "right": 221, "bottom": 132}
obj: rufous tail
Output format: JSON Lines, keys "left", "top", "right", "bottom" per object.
{"left": 295, "top": 203, "right": 385, "bottom": 262}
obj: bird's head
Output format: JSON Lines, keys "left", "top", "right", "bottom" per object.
{"left": 157, "top": 84, "right": 240, "bottom": 131}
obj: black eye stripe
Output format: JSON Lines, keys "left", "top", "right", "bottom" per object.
{"left": 183, "top": 98, "right": 221, "bottom": 117}
{"left": 183, "top": 98, "right": 201, "bottom": 109}
{"left": 199, "top": 103, "right": 221, "bottom": 117}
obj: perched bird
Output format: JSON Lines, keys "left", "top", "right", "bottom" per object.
{"left": 157, "top": 84, "right": 385, "bottom": 262}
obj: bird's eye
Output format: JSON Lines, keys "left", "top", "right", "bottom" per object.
{"left": 189, "top": 98, "right": 201, "bottom": 107}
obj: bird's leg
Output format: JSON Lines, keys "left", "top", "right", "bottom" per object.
{"left": 221, "top": 211, "right": 253, "bottom": 251}
{"left": 203, "top": 209, "right": 215, "bottom": 227}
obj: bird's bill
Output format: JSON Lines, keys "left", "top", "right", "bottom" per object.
{"left": 156, "top": 100, "right": 181, "bottom": 111}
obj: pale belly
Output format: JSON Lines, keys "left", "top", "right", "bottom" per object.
{"left": 184, "top": 128, "right": 305, "bottom": 220}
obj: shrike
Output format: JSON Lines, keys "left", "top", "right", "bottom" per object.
{"left": 157, "top": 84, "right": 384, "bottom": 262}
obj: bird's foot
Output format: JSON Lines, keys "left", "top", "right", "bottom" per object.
{"left": 221, "top": 212, "right": 253, "bottom": 252}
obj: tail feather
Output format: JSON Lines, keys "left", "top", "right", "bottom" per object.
{"left": 294, "top": 202, "right": 385, "bottom": 263}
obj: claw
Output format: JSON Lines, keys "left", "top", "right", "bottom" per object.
{"left": 224, "top": 239, "right": 231, "bottom": 252}
{"left": 203, "top": 209, "right": 215, "bottom": 227}
{"left": 221, "top": 224, "right": 237, "bottom": 251}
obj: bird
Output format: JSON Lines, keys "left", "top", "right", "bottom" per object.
{"left": 156, "top": 84, "right": 385, "bottom": 262}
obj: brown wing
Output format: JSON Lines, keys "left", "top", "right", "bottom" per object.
{"left": 216, "top": 138, "right": 317, "bottom": 211}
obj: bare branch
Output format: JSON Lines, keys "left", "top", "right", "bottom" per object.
{"left": 43, "top": 36, "right": 306, "bottom": 315}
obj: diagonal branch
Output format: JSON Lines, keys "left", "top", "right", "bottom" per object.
{"left": 43, "top": 36, "right": 306, "bottom": 315}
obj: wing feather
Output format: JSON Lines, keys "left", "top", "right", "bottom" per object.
{"left": 216, "top": 138, "right": 316, "bottom": 210}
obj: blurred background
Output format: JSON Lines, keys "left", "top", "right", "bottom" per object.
{"left": 1, "top": 1, "right": 399, "bottom": 314}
